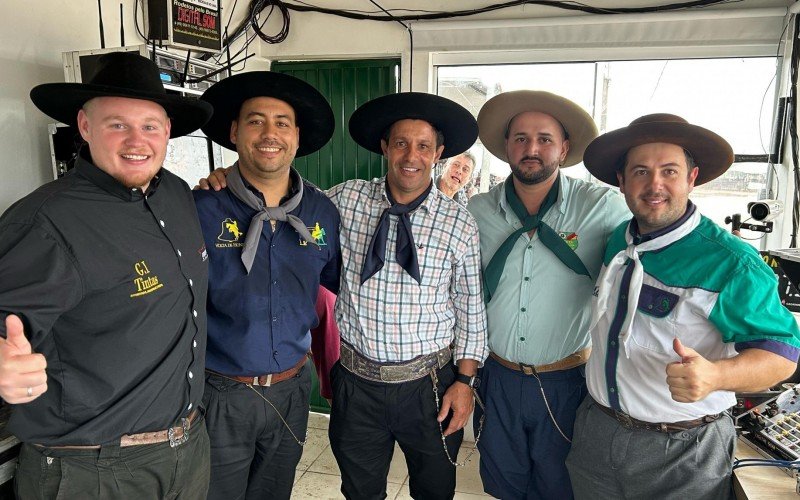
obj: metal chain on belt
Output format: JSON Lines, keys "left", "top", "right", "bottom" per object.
{"left": 246, "top": 384, "right": 307, "bottom": 446}
{"left": 430, "top": 369, "right": 485, "bottom": 467}
{"left": 211, "top": 371, "right": 307, "bottom": 447}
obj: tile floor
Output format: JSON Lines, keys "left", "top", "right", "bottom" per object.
{"left": 291, "top": 412, "right": 494, "bottom": 499}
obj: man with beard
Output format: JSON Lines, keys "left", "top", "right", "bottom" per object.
{"left": 566, "top": 114, "right": 800, "bottom": 499}
{"left": 467, "top": 90, "right": 629, "bottom": 499}
{"left": 436, "top": 151, "right": 476, "bottom": 205}
{"left": 193, "top": 72, "right": 341, "bottom": 500}
{"left": 0, "top": 52, "right": 213, "bottom": 499}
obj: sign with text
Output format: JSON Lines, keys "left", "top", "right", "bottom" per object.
{"left": 146, "top": 0, "right": 221, "bottom": 53}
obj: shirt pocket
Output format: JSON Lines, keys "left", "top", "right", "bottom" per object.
{"left": 629, "top": 283, "right": 679, "bottom": 354}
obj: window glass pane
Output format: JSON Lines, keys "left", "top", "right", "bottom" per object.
{"left": 438, "top": 57, "right": 777, "bottom": 247}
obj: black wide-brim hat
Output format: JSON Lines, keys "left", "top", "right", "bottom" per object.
{"left": 583, "top": 113, "right": 734, "bottom": 186}
{"left": 200, "top": 71, "right": 335, "bottom": 156}
{"left": 348, "top": 92, "right": 478, "bottom": 158}
{"left": 30, "top": 52, "right": 212, "bottom": 138}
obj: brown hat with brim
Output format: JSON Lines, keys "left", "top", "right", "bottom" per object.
{"left": 583, "top": 113, "right": 734, "bottom": 186}
{"left": 477, "top": 90, "right": 598, "bottom": 167}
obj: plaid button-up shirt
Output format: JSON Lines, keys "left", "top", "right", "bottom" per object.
{"left": 328, "top": 178, "right": 488, "bottom": 364}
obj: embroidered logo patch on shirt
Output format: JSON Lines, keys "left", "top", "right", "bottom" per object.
{"left": 300, "top": 222, "right": 328, "bottom": 247}
{"left": 130, "top": 260, "right": 163, "bottom": 298}
{"left": 216, "top": 218, "right": 245, "bottom": 248}
{"left": 558, "top": 231, "right": 579, "bottom": 251}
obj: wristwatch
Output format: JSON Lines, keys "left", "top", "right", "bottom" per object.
{"left": 455, "top": 373, "right": 481, "bottom": 389}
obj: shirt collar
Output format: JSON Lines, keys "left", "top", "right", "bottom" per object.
{"left": 373, "top": 176, "right": 437, "bottom": 214}
{"left": 75, "top": 149, "right": 161, "bottom": 201}
{"left": 239, "top": 166, "right": 301, "bottom": 206}
{"left": 497, "top": 171, "right": 568, "bottom": 224}
{"left": 629, "top": 200, "right": 697, "bottom": 244}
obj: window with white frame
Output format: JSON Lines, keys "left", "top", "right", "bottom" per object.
{"left": 437, "top": 57, "right": 779, "bottom": 243}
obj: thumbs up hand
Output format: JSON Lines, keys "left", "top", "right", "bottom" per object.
{"left": 0, "top": 315, "right": 47, "bottom": 403}
{"left": 665, "top": 338, "right": 720, "bottom": 403}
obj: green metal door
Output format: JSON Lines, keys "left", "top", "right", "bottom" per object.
{"left": 272, "top": 59, "right": 399, "bottom": 413}
{"left": 271, "top": 58, "right": 399, "bottom": 189}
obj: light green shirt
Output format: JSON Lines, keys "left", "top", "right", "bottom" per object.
{"left": 468, "top": 173, "right": 630, "bottom": 365}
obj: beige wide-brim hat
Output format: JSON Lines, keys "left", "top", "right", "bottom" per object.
{"left": 583, "top": 113, "right": 734, "bottom": 187}
{"left": 477, "top": 90, "right": 598, "bottom": 167}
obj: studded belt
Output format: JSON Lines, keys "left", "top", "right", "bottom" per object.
{"left": 339, "top": 342, "right": 451, "bottom": 383}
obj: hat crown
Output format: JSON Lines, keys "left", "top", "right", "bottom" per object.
{"left": 87, "top": 52, "right": 166, "bottom": 95}
{"left": 629, "top": 113, "right": 687, "bottom": 127}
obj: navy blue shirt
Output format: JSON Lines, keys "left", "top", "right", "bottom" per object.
{"left": 193, "top": 175, "right": 340, "bottom": 376}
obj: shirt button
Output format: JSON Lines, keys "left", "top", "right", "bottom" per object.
{"left": 188, "top": 371, "right": 193, "bottom": 379}
{"left": 177, "top": 249, "right": 182, "bottom": 257}
{"left": 621, "top": 294, "right": 627, "bottom": 300}
{"left": 187, "top": 403, "right": 193, "bottom": 411}
{"left": 193, "top": 310, "right": 198, "bottom": 318}
{"left": 610, "top": 340, "right": 617, "bottom": 346}
{"left": 520, "top": 337, "right": 525, "bottom": 341}
{"left": 609, "top": 387, "right": 616, "bottom": 393}
{"left": 189, "top": 279, "right": 193, "bottom": 287}
{"left": 160, "top": 220, "right": 165, "bottom": 227}
{"left": 527, "top": 245, "right": 532, "bottom": 250}
{"left": 521, "top": 307, "right": 526, "bottom": 312}
{"left": 523, "top": 277, "right": 530, "bottom": 281}
{"left": 193, "top": 340, "right": 197, "bottom": 348}
{"left": 272, "top": 316, "right": 277, "bottom": 322}
{"left": 272, "top": 280, "right": 277, "bottom": 285}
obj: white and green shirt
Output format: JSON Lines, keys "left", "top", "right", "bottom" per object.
{"left": 586, "top": 211, "right": 800, "bottom": 423}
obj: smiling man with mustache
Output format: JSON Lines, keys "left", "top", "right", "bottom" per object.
{"left": 466, "top": 91, "right": 630, "bottom": 499}
{"left": 192, "top": 72, "right": 341, "bottom": 500}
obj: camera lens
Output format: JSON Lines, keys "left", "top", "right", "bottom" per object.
{"left": 750, "top": 202, "right": 770, "bottom": 221}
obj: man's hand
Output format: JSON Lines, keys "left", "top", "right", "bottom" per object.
{"left": 194, "top": 167, "right": 230, "bottom": 191}
{"left": 437, "top": 380, "right": 475, "bottom": 436}
{"left": 0, "top": 315, "right": 47, "bottom": 404}
{"left": 666, "top": 338, "right": 721, "bottom": 403}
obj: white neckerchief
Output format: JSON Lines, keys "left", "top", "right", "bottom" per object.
{"left": 591, "top": 208, "right": 701, "bottom": 356}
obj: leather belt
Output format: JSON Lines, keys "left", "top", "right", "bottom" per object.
{"left": 34, "top": 408, "right": 200, "bottom": 450}
{"left": 339, "top": 342, "right": 451, "bottom": 384}
{"left": 594, "top": 401, "right": 723, "bottom": 433}
{"left": 207, "top": 354, "right": 308, "bottom": 387}
{"left": 489, "top": 348, "right": 591, "bottom": 375}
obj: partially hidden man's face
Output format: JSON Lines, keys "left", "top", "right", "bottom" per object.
{"left": 504, "top": 111, "right": 569, "bottom": 185}
{"left": 77, "top": 96, "right": 171, "bottom": 191}
{"left": 440, "top": 154, "right": 475, "bottom": 194}
{"left": 617, "top": 142, "right": 699, "bottom": 234}
{"left": 230, "top": 96, "right": 300, "bottom": 180}
{"left": 381, "top": 119, "right": 444, "bottom": 204}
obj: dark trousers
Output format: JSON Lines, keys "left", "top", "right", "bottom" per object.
{"left": 329, "top": 360, "right": 462, "bottom": 500}
{"left": 203, "top": 364, "right": 311, "bottom": 500}
{"left": 14, "top": 417, "right": 210, "bottom": 500}
{"left": 474, "top": 356, "right": 587, "bottom": 500}
{"left": 566, "top": 397, "right": 735, "bottom": 500}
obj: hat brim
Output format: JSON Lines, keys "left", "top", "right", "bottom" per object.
{"left": 200, "top": 72, "right": 334, "bottom": 157}
{"left": 348, "top": 92, "right": 478, "bottom": 159}
{"left": 30, "top": 83, "right": 213, "bottom": 138}
{"left": 583, "top": 122, "right": 734, "bottom": 186}
{"left": 477, "top": 90, "right": 598, "bottom": 167}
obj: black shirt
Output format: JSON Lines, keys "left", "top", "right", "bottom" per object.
{"left": 0, "top": 152, "right": 208, "bottom": 446}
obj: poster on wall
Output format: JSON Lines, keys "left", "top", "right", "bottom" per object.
{"left": 146, "top": 0, "right": 222, "bottom": 53}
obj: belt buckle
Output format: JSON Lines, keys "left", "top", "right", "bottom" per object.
{"left": 380, "top": 365, "right": 411, "bottom": 383}
{"left": 168, "top": 417, "right": 190, "bottom": 448}
{"left": 615, "top": 411, "right": 634, "bottom": 429}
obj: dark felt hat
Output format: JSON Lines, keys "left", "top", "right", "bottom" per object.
{"left": 200, "top": 71, "right": 334, "bottom": 156}
{"left": 348, "top": 92, "right": 478, "bottom": 158}
{"left": 30, "top": 51, "right": 212, "bottom": 138}
{"left": 583, "top": 113, "right": 734, "bottom": 186}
